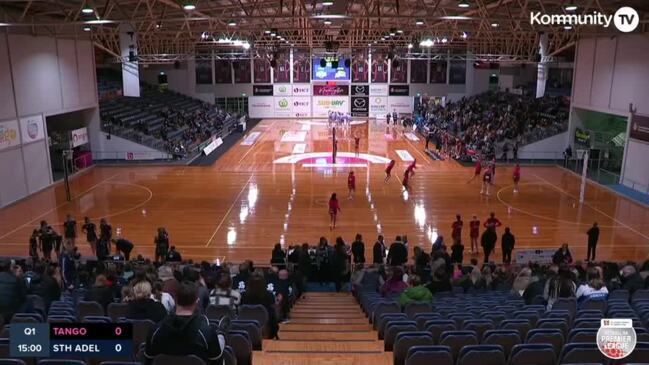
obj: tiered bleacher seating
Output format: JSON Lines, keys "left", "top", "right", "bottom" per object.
{"left": 99, "top": 86, "right": 237, "bottom": 158}
{"left": 357, "top": 284, "right": 649, "bottom": 365}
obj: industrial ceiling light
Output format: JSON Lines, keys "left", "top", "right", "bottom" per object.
{"left": 323, "top": 20, "right": 332, "bottom": 25}
{"left": 242, "top": 42, "right": 251, "bottom": 49}
{"left": 182, "top": 1, "right": 196, "bottom": 11}
{"left": 264, "top": 30, "right": 271, "bottom": 34}
{"left": 322, "top": 0, "right": 334, "bottom": 5}
{"left": 83, "top": 26, "right": 91, "bottom": 31}
{"left": 564, "top": 25, "right": 573, "bottom": 30}
{"left": 407, "top": 43, "right": 413, "bottom": 49}
{"left": 155, "top": 21, "right": 162, "bottom": 29}
{"left": 565, "top": 3, "right": 577, "bottom": 11}
{"left": 389, "top": 28, "right": 396, "bottom": 36}
{"left": 458, "top": 0, "right": 470, "bottom": 8}
{"left": 491, "top": 22, "right": 499, "bottom": 27}
{"left": 415, "top": 19, "right": 424, "bottom": 25}
{"left": 81, "top": 4, "right": 94, "bottom": 14}
{"left": 228, "top": 20, "right": 237, "bottom": 26}
{"left": 419, "top": 38, "right": 434, "bottom": 47}
{"left": 397, "top": 29, "right": 403, "bottom": 34}
{"left": 441, "top": 37, "right": 448, "bottom": 43}
{"left": 462, "top": 31, "right": 468, "bottom": 39}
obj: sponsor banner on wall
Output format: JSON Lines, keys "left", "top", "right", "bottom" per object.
{"left": 274, "top": 96, "right": 293, "bottom": 117}
{"left": 252, "top": 84, "right": 273, "bottom": 96}
{"left": 369, "top": 84, "right": 388, "bottom": 96}
{"left": 70, "top": 127, "right": 89, "bottom": 148}
{"left": 630, "top": 114, "right": 649, "bottom": 143}
{"left": 351, "top": 85, "right": 369, "bottom": 96}
{"left": 20, "top": 115, "right": 45, "bottom": 143}
{"left": 388, "top": 96, "right": 414, "bottom": 115}
{"left": 292, "top": 96, "right": 311, "bottom": 118}
{"left": 203, "top": 137, "right": 223, "bottom": 156}
{"left": 369, "top": 96, "right": 388, "bottom": 117}
{"left": 292, "top": 85, "right": 312, "bottom": 96}
{"left": 0, "top": 119, "right": 21, "bottom": 151}
{"left": 125, "top": 151, "right": 159, "bottom": 160}
{"left": 248, "top": 96, "right": 274, "bottom": 118}
{"left": 312, "top": 96, "right": 350, "bottom": 117}
{"left": 273, "top": 84, "right": 292, "bottom": 96}
{"left": 389, "top": 85, "right": 410, "bottom": 96}
{"left": 351, "top": 97, "right": 369, "bottom": 117}
{"left": 313, "top": 85, "right": 349, "bottom": 96}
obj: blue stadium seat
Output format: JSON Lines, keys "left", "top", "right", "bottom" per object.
{"left": 413, "top": 313, "right": 441, "bottom": 330}
{"left": 378, "top": 313, "right": 408, "bottom": 339}
{"left": 568, "top": 328, "right": 598, "bottom": 343}
{"left": 463, "top": 319, "right": 495, "bottom": 341}
{"left": 393, "top": 331, "right": 434, "bottom": 365}
{"left": 457, "top": 344, "right": 506, "bottom": 365}
{"left": 557, "top": 342, "right": 607, "bottom": 364}
{"left": 404, "top": 302, "right": 433, "bottom": 319}
{"left": 405, "top": 345, "right": 453, "bottom": 365}
{"left": 226, "top": 330, "right": 252, "bottom": 365}
{"left": 37, "top": 360, "right": 87, "bottom": 365}
{"left": 238, "top": 305, "right": 269, "bottom": 338}
{"left": 230, "top": 320, "right": 263, "bottom": 351}
{"left": 525, "top": 328, "right": 565, "bottom": 355}
{"left": 384, "top": 321, "right": 418, "bottom": 351}
{"left": 608, "top": 290, "right": 629, "bottom": 302}
{"left": 499, "top": 319, "right": 532, "bottom": 340}
{"left": 82, "top": 316, "right": 112, "bottom": 323}
{"left": 151, "top": 355, "right": 205, "bottom": 365}
{"left": 438, "top": 330, "right": 479, "bottom": 361}
{"left": 508, "top": 343, "right": 556, "bottom": 365}
{"left": 536, "top": 318, "right": 570, "bottom": 337}
{"left": 482, "top": 330, "right": 521, "bottom": 358}
{"left": 423, "top": 320, "right": 457, "bottom": 344}
{"left": 0, "top": 360, "right": 27, "bottom": 365}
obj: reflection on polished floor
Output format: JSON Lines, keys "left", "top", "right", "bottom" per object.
{"left": 1, "top": 118, "right": 648, "bottom": 263}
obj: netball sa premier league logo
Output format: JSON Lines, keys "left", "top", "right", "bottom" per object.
{"left": 597, "top": 319, "right": 636, "bottom": 359}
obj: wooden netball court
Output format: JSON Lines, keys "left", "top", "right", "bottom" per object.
{"left": 0, "top": 118, "right": 648, "bottom": 263}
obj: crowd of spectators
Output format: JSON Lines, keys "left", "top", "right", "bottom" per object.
{"left": 420, "top": 91, "right": 568, "bottom": 160}
{"left": 100, "top": 88, "right": 234, "bottom": 158}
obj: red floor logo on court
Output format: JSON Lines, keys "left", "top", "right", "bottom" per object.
{"left": 597, "top": 318, "right": 636, "bottom": 359}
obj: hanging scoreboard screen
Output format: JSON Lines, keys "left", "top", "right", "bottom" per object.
{"left": 10, "top": 323, "right": 133, "bottom": 358}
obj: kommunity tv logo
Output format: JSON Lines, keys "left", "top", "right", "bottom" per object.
{"left": 530, "top": 6, "right": 639, "bottom": 32}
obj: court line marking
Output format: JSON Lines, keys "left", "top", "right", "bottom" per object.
{"left": 238, "top": 121, "right": 276, "bottom": 164}
{"left": 531, "top": 173, "right": 649, "bottom": 241}
{"left": 0, "top": 171, "right": 123, "bottom": 241}
{"left": 205, "top": 174, "right": 255, "bottom": 247}
{"left": 0, "top": 181, "right": 154, "bottom": 242}
{"left": 496, "top": 182, "right": 624, "bottom": 228}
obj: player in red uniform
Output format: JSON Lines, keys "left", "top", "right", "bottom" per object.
{"left": 328, "top": 193, "right": 341, "bottom": 230}
{"left": 481, "top": 167, "right": 493, "bottom": 195}
{"left": 467, "top": 158, "right": 482, "bottom": 183}
{"left": 347, "top": 171, "right": 356, "bottom": 199}
{"left": 469, "top": 215, "right": 480, "bottom": 254}
{"left": 484, "top": 212, "right": 502, "bottom": 231}
{"left": 451, "top": 214, "right": 463, "bottom": 245}
{"left": 385, "top": 159, "right": 396, "bottom": 183}
{"left": 406, "top": 159, "right": 417, "bottom": 177}
{"left": 512, "top": 163, "right": 521, "bottom": 193}
{"left": 402, "top": 169, "right": 411, "bottom": 191}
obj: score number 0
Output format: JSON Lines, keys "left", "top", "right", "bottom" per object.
{"left": 114, "top": 326, "right": 123, "bottom": 353}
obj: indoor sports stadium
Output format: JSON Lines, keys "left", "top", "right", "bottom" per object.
{"left": 0, "top": 1, "right": 648, "bottom": 364}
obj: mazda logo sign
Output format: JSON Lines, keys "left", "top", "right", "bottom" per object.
{"left": 354, "top": 98, "right": 366, "bottom": 107}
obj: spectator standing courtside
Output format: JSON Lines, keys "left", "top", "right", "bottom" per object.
{"left": 481, "top": 228, "right": 497, "bottom": 263}
{"left": 63, "top": 214, "right": 77, "bottom": 251}
{"left": 469, "top": 215, "right": 480, "bottom": 255}
{"left": 373, "top": 235, "right": 386, "bottom": 264}
{"left": 351, "top": 233, "right": 365, "bottom": 265}
{"left": 501, "top": 227, "right": 515, "bottom": 264}
{"left": 387, "top": 236, "right": 408, "bottom": 266}
{"left": 154, "top": 228, "right": 170, "bottom": 263}
{"left": 586, "top": 222, "right": 600, "bottom": 262}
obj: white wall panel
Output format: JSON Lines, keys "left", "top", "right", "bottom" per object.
{"left": 0, "top": 34, "right": 17, "bottom": 120}
{"left": 22, "top": 140, "right": 51, "bottom": 193}
{"left": 622, "top": 139, "right": 649, "bottom": 192}
{"left": 8, "top": 34, "right": 63, "bottom": 116}
{"left": 57, "top": 39, "right": 80, "bottom": 109}
{"left": 572, "top": 38, "right": 595, "bottom": 106}
{"left": 589, "top": 37, "right": 616, "bottom": 109}
{"left": 0, "top": 148, "right": 27, "bottom": 206}
{"left": 610, "top": 35, "right": 649, "bottom": 115}
{"left": 76, "top": 40, "right": 97, "bottom": 106}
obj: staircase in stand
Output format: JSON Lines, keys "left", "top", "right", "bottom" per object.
{"left": 254, "top": 292, "right": 390, "bottom": 365}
